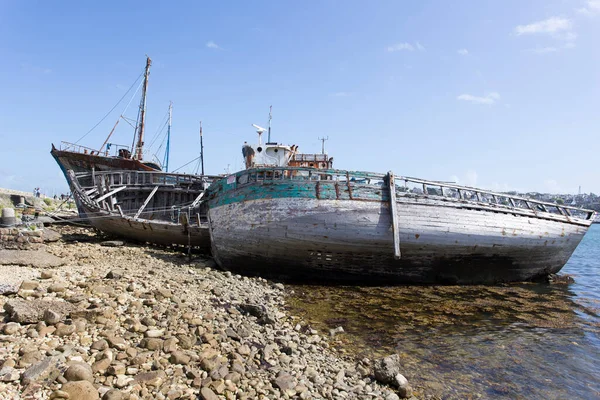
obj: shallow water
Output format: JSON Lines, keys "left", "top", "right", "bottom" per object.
{"left": 286, "top": 225, "right": 600, "bottom": 399}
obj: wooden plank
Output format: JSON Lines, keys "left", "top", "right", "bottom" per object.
{"left": 134, "top": 186, "right": 159, "bottom": 219}
{"left": 388, "top": 171, "right": 401, "bottom": 259}
{"left": 190, "top": 191, "right": 205, "bottom": 208}
{"left": 84, "top": 187, "right": 98, "bottom": 196}
{"left": 95, "top": 185, "right": 126, "bottom": 203}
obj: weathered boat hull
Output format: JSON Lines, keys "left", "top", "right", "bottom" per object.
{"left": 206, "top": 169, "right": 594, "bottom": 284}
{"left": 69, "top": 170, "right": 211, "bottom": 250}
{"left": 51, "top": 146, "right": 156, "bottom": 181}
{"left": 77, "top": 205, "right": 210, "bottom": 249}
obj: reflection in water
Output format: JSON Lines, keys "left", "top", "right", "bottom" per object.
{"left": 286, "top": 226, "right": 600, "bottom": 399}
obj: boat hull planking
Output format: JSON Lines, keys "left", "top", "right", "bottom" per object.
{"left": 208, "top": 196, "right": 589, "bottom": 284}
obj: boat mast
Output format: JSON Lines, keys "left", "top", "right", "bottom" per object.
{"left": 163, "top": 101, "right": 172, "bottom": 172}
{"left": 318, "top": 136, "right": 329, "bottom": 154}
{"left": 134, "top": 56, "right": 152, "bottom": 160}
{"left": 199, "top": 121, "right": 205, "bottom": 176}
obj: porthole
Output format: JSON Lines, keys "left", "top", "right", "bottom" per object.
{"left": 257, "top": 147, "right": 263, "bottom": 152}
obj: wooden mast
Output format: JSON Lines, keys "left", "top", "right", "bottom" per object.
{"left": 200, "top": 121, "right": 205, "bottom": 176}
{"left": 134, "top": 56, "right": 152, "bottom": 160}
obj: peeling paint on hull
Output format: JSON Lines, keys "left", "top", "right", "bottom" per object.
{"left": 208, "top": 195, "right": 590, "bottom": 284}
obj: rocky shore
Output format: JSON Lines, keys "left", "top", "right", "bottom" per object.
{"left": 0, "top": 226, "right": 410, "bottom": 400}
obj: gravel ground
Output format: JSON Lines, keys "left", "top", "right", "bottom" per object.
{"left": 0, "top": 226, "right": 408, "bottom": 400}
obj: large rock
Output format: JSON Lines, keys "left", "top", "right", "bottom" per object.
{"left": 64, "top": 361, "right": 94, "bottom": 382}
{"left": 62, "top": 380, "right": 99, "bottom": 400}
{"left": 200, "top": 387, "right": 219, "bottom": 400}
{"left": 238, "top": 303, "right": 277, "bottom": 325}
{"left": 42, "top": 228, "right": 62, "bottom": 242}
{"left": 0, "top": 366, "right": 20, "bottom": 382}
{"left": 0, "top": 249, "right": 65, "bottom": 268}
{"left": 4, "top": 299, "right": 75, "bottom": 324}
{"left": 102, "top": 389, "right": 123, "bottom": 400}
{"left": 44, "top": 309, "right": 63, "bottom": 325}
{"left": 273, "top": 372, "right": 296, "bottom": 391}
{"left": 373, "top": 355, "right": 412, "bottom": 398}
{"left": 0, "top": 283, "right": 18, "bottom": 296}
{"left": 169, "top": 351, "right": 191, "bottom": 365}
{"left": 133, "top": 370, "right": 166, "bottom": 387}
{"left": 3, "top": 322, "right": 21, "bottom": 335}
{"left": 21, "top": 355, "right": 65, "bottom": 386}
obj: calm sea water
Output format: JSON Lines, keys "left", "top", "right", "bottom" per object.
{"left": 287, "top": 225, "right": 600, "bottom": 399}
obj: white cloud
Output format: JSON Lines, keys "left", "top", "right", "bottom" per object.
{"left": 387, "top": 42, "right": 414, "bottom": 52}
{"left": 450, "top": 171, "right": 478, "bottom": 187}
{"left": 206, "top": 41, "right": 222, "bottom": 50}
{"left": 577, "top": 0, "right": 600, "bottom": 15}
{"left": 514, "top": 17, "right": 572, "bottom": 35}
{"left": 457, "top": 92, "right": 500, "bottom": 105}
{"left": 386, "top": 41, "right": 425, "bottom": 52}
{"left": 457, "top": 49, "right": 469, "bottom": 55}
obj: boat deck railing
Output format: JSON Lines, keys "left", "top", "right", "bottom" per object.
{"left": 75, "top": 170, "right": 220, "bottom": 189}
{"left": 59, "top": 141, "right": 132, "bottom": 157}
{"left": 291, "top": 153, "right": 331, "bottom": 162}
{"left": 59, "top": 141, "right": 102, "bottom": 155}
{"left": 230, "top": 167, "right": 596, "bottom": 221}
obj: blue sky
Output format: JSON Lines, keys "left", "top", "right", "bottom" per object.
{"left": 0, "top": 0, "right": 598, "bottom": 195}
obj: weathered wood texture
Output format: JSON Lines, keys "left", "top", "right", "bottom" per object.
{"left": 69, "top": 171, "right": 211, "bottom": 249}
{"left": 206, "top": 168, "right": 594, "bottom": 284}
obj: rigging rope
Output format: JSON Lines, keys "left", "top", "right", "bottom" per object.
{"left": 171, "top": 156, "right": 202, "bottom": 173}
{"left": 75, "top": 70, "right": 145, "bottom": 145}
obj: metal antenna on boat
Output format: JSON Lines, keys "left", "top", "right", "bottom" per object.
{"left": 268, "top": 105, "right": 272, "bottom": 143}
{"left": 252, "top": 124, "right": 266, "bottom": 147}
{"left": 318, "top": 136, "right": 329, "bottom": 155}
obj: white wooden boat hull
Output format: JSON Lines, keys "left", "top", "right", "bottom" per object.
{"left": 208, "top": 197, "right": 590, "bottom": 284}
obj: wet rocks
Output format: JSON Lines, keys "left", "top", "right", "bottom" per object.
{"left": 373, "top": 354, "right": 413, "bottom": 398}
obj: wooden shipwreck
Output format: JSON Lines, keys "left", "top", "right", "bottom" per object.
{"left": 204, "top": 167, "right": 596, "bottom": 284}
{"left": 69, "top": 170, "right": 215, "bottom": 249}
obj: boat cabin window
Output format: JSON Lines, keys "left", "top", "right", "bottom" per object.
{"left": 237, "top": 174, "right": 249, "bottom": 185}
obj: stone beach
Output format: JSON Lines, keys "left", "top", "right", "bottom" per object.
{"left": 0, "top": 225, "right": 410, "bottom": 400}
